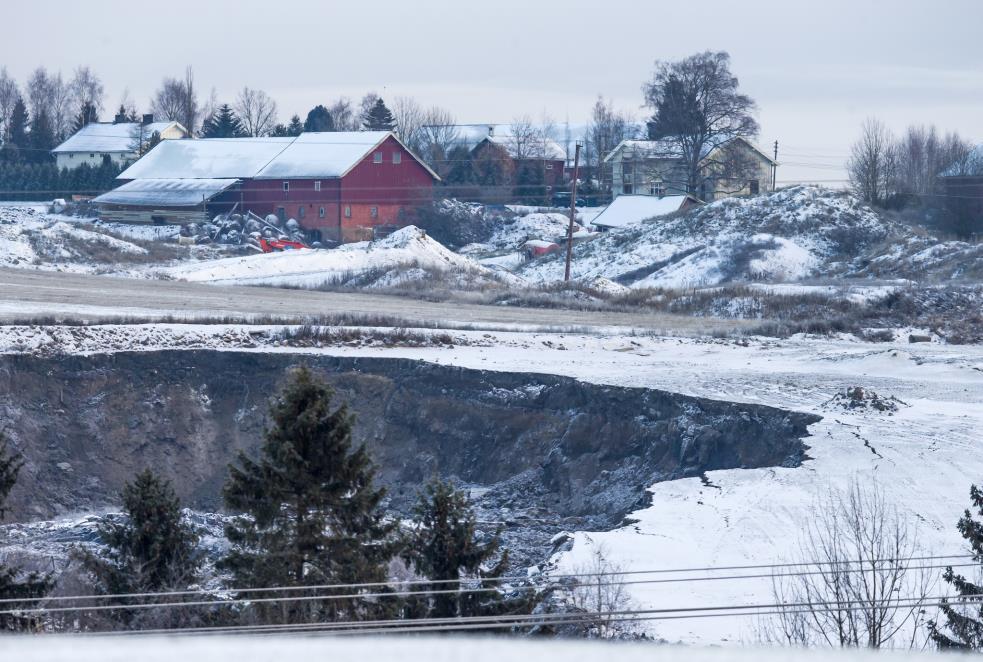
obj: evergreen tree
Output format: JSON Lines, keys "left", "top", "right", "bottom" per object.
{"left": 220, "top": 366, "right": 398, "bottom": 624}
{"left": 200, "top": 104, "right": 246, "bottom": 139}
{"left": 28, "top": 108, "right": 55, "bottom": 163}
{"left": 404, "top": 479, "right": 528, "bottom": 621}
{"left": 269, "top": 122, "right": 290, "bottom": 137}
{"left": 286, "top": 114, "right": 304, "bottom": 137}
{"left": 929, "top": 485, "right": 983, "bottom": 649}
{"left": 304, "top": 104, "right": 334, "bottom": 132}
{"left": 74, "top": 469, "right": 201, "bottom": 629}
{"left": 73, "top": 101, "right": 99, "bottom": 132}
{"left": 361, "top": 98, "right": 396, "bottom": 131}
{"left": 1, "top": 98, "right": 29, "bottom": 162}
{"left": 0, "top": 433, "right": 51, "bottom": 631}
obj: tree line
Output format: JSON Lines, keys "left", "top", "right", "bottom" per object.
{"left": 848, "top": 118, "right": 981, "bottom": 237}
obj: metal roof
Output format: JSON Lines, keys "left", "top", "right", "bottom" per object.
{"left": 92, "top": 179, "right": 239, "bottom": 207}
{"left": 52, "top": 122, "right": 185, "bottom": 153}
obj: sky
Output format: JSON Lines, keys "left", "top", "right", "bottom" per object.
{"left": 3, "top": 0, "right": 982, "bottom": 184}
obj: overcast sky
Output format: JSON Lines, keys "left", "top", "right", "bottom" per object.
{"left": 4, "top": 0, "right": 981, "bottom": 183}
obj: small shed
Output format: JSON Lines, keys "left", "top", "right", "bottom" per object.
{"left": 590, "top": 194, "right": 700, "bottom": 231}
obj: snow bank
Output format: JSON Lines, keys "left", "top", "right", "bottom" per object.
{"left": 164, "top": 226, "right": 499, "bottom": 287}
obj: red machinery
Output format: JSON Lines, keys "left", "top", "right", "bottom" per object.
{"left": 257, "top": 237, "right": 307, "bottom": 253}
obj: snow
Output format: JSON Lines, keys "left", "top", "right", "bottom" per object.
{"left": 0, "top": 635, "right": 963, "bottom": 661}
{"left": 52, "top": 121, "right": 180, "bottom": 153}
{"left": 117, "top": 136, "right": 295, "bottom": 180}
{"left": 591, "top": 195, "right": 692, "bottom": 229}
{"left": 484, "top": 133, "right": 567, "bottom": 160}
{"left": 92, "top": 178, "right": 239, "bottom": 207}
{"left": 254, "top": 131, "right": 392, "bottom": 178}
{"left": 164, "top": 226, "right": 494, "bottom": 287}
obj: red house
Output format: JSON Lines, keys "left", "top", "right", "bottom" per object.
{"left": 94, "top": 131, "right": 440, "bottom": 243}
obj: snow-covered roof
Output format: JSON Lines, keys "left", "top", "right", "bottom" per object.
{"left": 117, "top": 137, "right": 295, "bottom": 179}
{"left": 482, "top": 135, "right": 567, "bottom": 161}
{"left": 591, "top": 194, "right": 696, "bottom": 229}
{"left": 603, "top": 137, "right": 775, "bottom": 165}
{"left": 253, "top": 131, "right": 391, "bottom": 179}
{"left": 116, "top": 131, "right": 440, "bottom": 182}
{"left": 92, "top": 178, "right": 239, "bottom": 207}
{"left": 52, "top": 122, "right": 184, "bottom": 154}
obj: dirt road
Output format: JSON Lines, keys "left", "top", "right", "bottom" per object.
{"left": 0, "top": 267, "right": 755, "bottom": 334}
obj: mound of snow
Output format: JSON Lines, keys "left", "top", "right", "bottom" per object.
{"left": 164, "top": 226, "right": 501, "bottom": 287}
{"left": 519, "top": 186, "right": 923, "bottom": 288}
{"left": 484, "top": 212, "right": 575, "bottom": 250}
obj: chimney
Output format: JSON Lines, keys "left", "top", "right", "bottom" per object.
{"left": 142, "top": 113, "right": 154, "bottom": 126}
{"left": 113, "top": 110, "right": 127, "bottom": 124}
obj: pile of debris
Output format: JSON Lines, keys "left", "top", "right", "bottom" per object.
{"left": 179, "top": 211, "right": 319, "bottom": 251}
{"left": 823, "top": 386, "right": 908, "bottom": 414}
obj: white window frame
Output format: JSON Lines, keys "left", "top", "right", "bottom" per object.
{"left": 298, "top": 206, "right": 305, "bottom": 219}
{"left": 319, "top": 206, "right": 325, "bottom": 218}
{"left": 344, "top": 206, "right": 352, "bottom": 218}
{"left": 282, "top": 181, "right": 290, "bottom": 192}
{"left": 392, "top": 152, "right": 401, "bottom": 164}
{"left": 373, "top": 151, "right": 383, "bottom": 164}
{"left": 314, "top": 180, "right": 321, "bottom": 192}
{"left": 370, "top": 206, "right": 379, "bottom": 219}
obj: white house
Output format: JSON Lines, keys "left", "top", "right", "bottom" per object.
{"left": 52, "top": 118, "right": 187, "bottom": 170}
{"left": 603, "top": 137, "right": 776, "bottom": 202}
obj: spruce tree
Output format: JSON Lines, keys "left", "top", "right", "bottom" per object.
{"left": 73, "top": 101, "right": 99, "bottom": 132}
{"left": 8, "top": 99, "right": 29, "bottom": 151}
{"left": 929, "top": 484, "right": 983, "bottom": 649}
{"left": 74, "top": 469, "right": 200, "bottom": 629}
{"left": 200, "top": 104, "right": 246, "bottom": 139}
{"left": 405, "top": 478, "right": 527, "bottom": 621}
{"left": 361, "top": 98, "right": 396, "bottom": 132}
{"left": 286, "top": 114, "right": 304, "bottom": 137}
{"left": 220, "top": 366, "right": 398, "bottom": 624}
{"left": 0, "top": 433, "right": 51, "bottom": 631}
{"left": 304, "top": 105, "right": 334, "bottom": 133}
{"left": 28, "top": 108, "right": 55, "bottom": 163}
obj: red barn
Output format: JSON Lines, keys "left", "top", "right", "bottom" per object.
{"left": 94, "top": 131, "right": 439, "bottom": 243}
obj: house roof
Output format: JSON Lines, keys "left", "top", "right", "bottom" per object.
{"left": 52, "top": 121, "right": 185, "bottom": 154}
{"left": 115, "top": 131, "right": 440, "bottom": 181}
{"left": 92, "top": 178, "right": 239, "bottom": 207}
{"left": 591, "top": 194, "right": 698, "bottom": 229}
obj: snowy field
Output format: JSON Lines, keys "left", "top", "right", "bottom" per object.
{"left": 1, "top": 635, "right": 973, "bottom": 662}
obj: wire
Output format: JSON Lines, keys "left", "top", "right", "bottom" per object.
{"left": 1, "top": 556, "right": 973, "bottom": 613}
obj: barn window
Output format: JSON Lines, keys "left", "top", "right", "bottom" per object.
{"left": 370, "top": 206, "right": 378, "bottom": 219}
{"left": 282, "top": 181, "right": 290, "bottom": 192}
{"left": 749, "top": 179, "right": 760, "bottom": 195}
{"left": 373, "top": 152, "right": 383, "bottom": 164}
{"left": 319, "top": 207, "right": 325, "bottom": 218}
{"left": 392, "top": 152, "right": 401, "bottom": 164}
{"left": 298, "top": 206, "right": 305, "bottom": 219}
{"left": 344, "top": 206, "right": 351, "bottom": 218}
{"left": 545, "top": 163, "right": 553, "bottom": 169}
{"left": 314, "top": 180, "right": 321, "bottom": 191}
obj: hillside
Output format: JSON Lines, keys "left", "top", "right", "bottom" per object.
{"left": 518, "top": 187, "right": 982, "bottom": 287}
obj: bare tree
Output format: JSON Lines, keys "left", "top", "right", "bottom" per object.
{"left": 586, "top": 96, "right": 635, "bottom": 189}
{"left": 69, "top": 66, "right": 105, "bottom": 114}
{"left": 508, "top": 115, "right": 539, "bottom": 160}
{"left": 890, "top": 125, "right": 972, "bottom": 198}
{"left": 568, "top": 544, "right": 639, "bottom": 639}
{"left": 234, "top": 87, "right": 278, "bottom": 137}
{"left": 150, "top": 67, "right": 203, "bottom": 134}
{"left": 762, "top": 478, "right": 934, "bottom": 649}
{"left": 0, "top": 67, "right": 19, "bottom": 142}
{"left": 392, "top": 96, "right": 425, "bottom": 152}
{"left": 848, "top": 118, "right": 895, "bottom": 205}
{"left": 418, "top": 105, "right": 459, "bottom": 172}
{"left": 643, "top": 51, "right": 759, "bottom": 195}
{"left": 328, "top": 97, "right": 359, "bottom": 131}
{"left": 358, "top": 92, "right": 380, "bottom": 128}
{"left": 25, "top": 67, "right": 72, "bottom": 139}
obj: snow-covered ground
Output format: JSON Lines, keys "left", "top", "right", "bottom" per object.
{"left": 1, "top": 635, "right": 969, "bottom": 662}
{"left": 163, "top": 226, "right": 511, "bottom": 288}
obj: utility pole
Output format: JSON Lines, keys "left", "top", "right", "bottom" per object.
{"left": 772, "top": 140, "right": 778, "bottom": 190}
{"left": 564, "top": 142, "right": 581, "bottom": 282}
